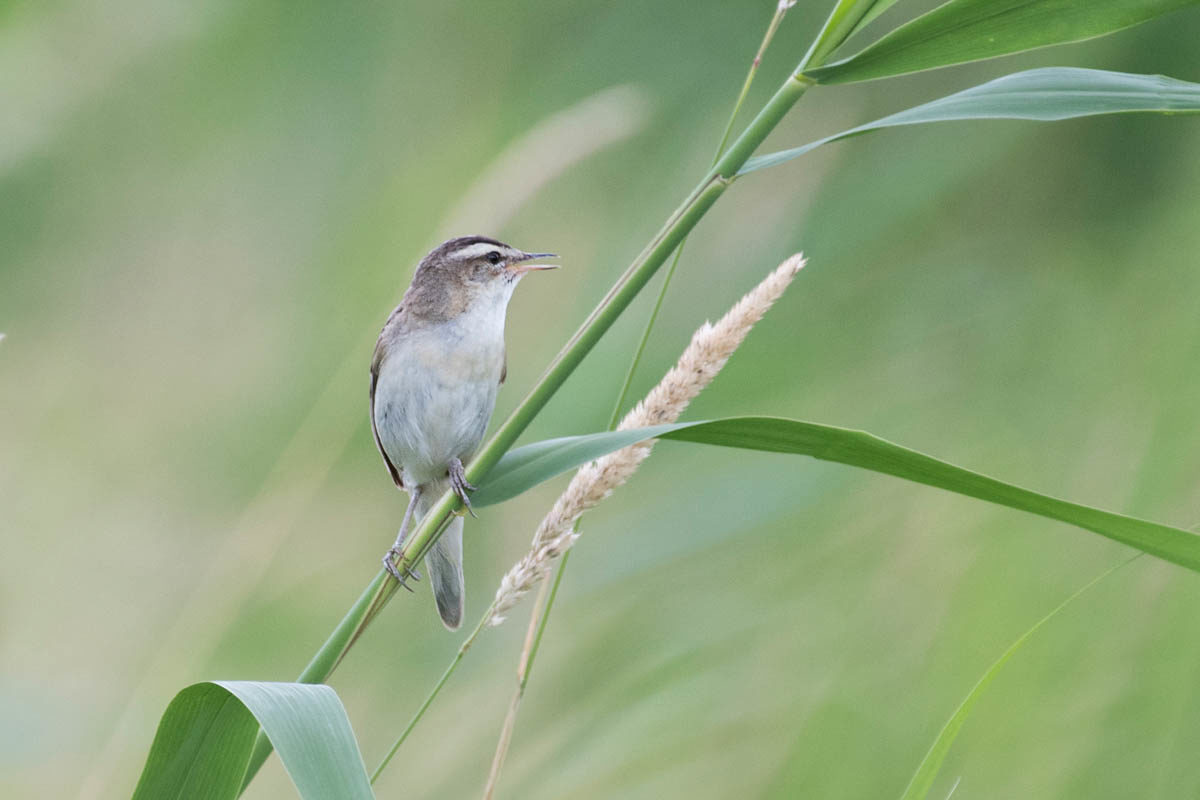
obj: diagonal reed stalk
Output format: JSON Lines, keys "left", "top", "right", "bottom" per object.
{"left": 240, "top": 0, "right": 841, "bottom": 787}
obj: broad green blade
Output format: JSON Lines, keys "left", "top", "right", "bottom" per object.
{"left": 740, "top": 68, "right": 1200, "bottom": 174}
{"left": 804, "top": 0, "right": 1199, "bottom": 85}
{"left": 132, "top": 681, "right": 374, "bottom": 800}
{"left": 898, "top": 555, "right": 1138, "bottom": 800}
{"left": 474, "top": 416, "right": 1200, "bottom": 572}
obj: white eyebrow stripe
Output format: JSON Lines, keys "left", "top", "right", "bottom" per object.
{"left": 452, "top": 242, "right": 508, "bottom": 261}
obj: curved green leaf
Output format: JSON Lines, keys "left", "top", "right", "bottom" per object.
{"left": 133, "top": 681, "right": 374, "bottom": 800}
{"left": 899, "top": 555, "right": 1139, "bottom": 799}
{"left": 474, "top": 416, "right": 1200, "bottom": 572}
{"left": 132, "top": 683, "right": 256, "bottom": 800}
{"left": 805, "top": 0, "right": 1199, "bottom": 85}
{"left": 741, "top": 68, "right": 1200, "bottom": 175}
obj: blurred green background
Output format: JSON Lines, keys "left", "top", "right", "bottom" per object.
{"left": 3, "top": 1, "right": 1199, "bottom": 798}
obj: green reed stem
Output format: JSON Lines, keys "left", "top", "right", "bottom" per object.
{"left": 240, "top": 44, "right": 815, "bottom": 798}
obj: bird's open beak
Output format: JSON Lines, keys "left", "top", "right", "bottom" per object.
{"left": 508, "top": 251, "right": 559, "bottom": 275}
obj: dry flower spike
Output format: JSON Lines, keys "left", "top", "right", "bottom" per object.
{"left": 489, "top": 252, "right": 806, "bottom": 625}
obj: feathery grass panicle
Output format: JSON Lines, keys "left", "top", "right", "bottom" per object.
{"left": 489, "top": 253, "right": 806, "bottom": 625}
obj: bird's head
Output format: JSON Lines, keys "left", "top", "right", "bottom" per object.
{"left": 424, "top": 235, "right": 557, "bottom": 284}
{"left": 409, "top": 235, "right": 558, "bottom": 319}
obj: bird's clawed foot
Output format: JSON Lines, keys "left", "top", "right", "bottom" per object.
{"left": 448, "top": 457, "right": 477, "bottom": 518}
{"left": 383, "top": 548, "right": 422, "bottom": 591}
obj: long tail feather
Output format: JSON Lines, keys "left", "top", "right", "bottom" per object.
{"left": 416, "top": 491, "right": 465, "bottom": 630}
{"left": 427, "top": 517, "right": 464, "bottom": 629}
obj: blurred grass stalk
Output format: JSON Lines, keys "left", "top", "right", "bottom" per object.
{"left": 899, "top": 552, "right": 1147, "bottom": 800}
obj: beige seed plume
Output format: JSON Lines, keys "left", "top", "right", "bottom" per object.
{"left": 488, "top": 252, "right": 806, "bottom": 625}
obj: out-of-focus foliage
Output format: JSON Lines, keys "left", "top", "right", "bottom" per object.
{"left": 1, "top": 2, "right": 1198, "bottom": 798}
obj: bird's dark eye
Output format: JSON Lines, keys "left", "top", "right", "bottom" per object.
{"left": 486, "top": 251, "right": 502, "bottom": 265}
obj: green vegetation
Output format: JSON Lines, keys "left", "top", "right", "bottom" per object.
{"left": 2, "top": 1, "right": 1199, "bottom": 798}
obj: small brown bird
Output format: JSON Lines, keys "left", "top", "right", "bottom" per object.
{"left": 370, "top": 236, "right": 557, "bottom": 628}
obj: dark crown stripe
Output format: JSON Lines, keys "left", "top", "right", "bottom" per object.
{"left": 436, "top": 235, "right": 507, "bottom": 256}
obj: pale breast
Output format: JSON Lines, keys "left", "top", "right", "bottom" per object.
{"left": 373, "top": 321, "right": 503, "bottom": 486}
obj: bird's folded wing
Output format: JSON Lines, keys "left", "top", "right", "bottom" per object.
{"left": 370, "top": 333, "right": 404, "bottom": 489}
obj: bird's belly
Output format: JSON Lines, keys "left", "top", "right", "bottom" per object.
{"left": 374, "top": 335, "right": 500, "bottom": 486}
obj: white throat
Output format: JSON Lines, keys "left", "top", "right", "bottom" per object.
{"left": 457, "top": 276, "right": 520, "bottom": 339}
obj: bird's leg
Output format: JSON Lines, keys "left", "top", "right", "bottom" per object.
{"left": 448, "top": 457, "right": 477, "bottom": 518}
{"left": 383, "top": 486, "right": 423, "bottom": 588}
